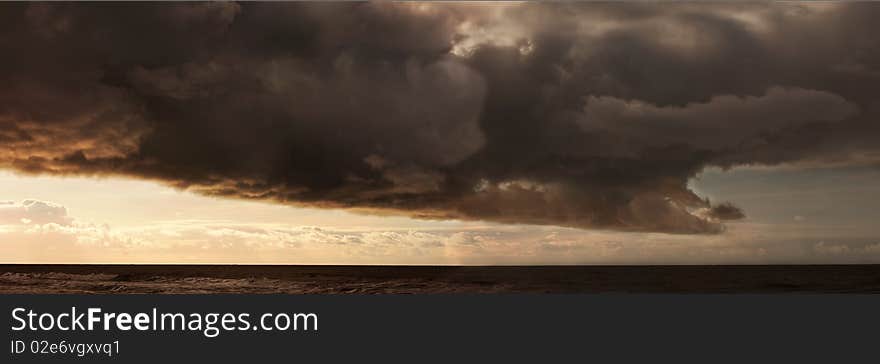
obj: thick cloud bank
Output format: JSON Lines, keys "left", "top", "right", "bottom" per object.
{"left": 2, "top": 3, "right": 879, "bottom": 233}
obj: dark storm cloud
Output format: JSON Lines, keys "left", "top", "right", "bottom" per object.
{"left": 705, "top": 203, "right": 745, "bottom": 222}
{"left": 1, "top": 2, "right": 879, "bottom": 233}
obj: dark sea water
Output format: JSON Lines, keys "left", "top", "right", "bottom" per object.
{"left": 2, "top": 265, "right": 880, "bottom": 294}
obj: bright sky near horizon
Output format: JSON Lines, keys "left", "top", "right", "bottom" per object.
{"left": 2, "top": 167, "right": 879, "bottom": 264}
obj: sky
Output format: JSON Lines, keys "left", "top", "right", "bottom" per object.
{"left": 1, "top": 2, "right": 879, "bottom": 264}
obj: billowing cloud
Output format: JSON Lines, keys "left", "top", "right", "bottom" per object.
{"left": 0, "top": 200, "right": 72, "bottom": 225}
{"left": 704, "top": 203, "right": 746, "bottom": 221}
{"left": 2, "top": 3, "right": 880, "bottom": 233}
{"left": 578, "top": 87, "right": 857, "bottom": 150}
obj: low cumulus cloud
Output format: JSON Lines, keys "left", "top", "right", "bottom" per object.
{"left": 2, "top": 198, "right": 878, "bottom": 264}
{"left": 0, "top": 198, "right": 523, "bottom": 263}
{"left": 813, "top": 241, "right": 880, "bottom": 257}
{"left": 0, "top": 200, "right": 72, "bottom": 225}
{"left": 2, "top": 3, "right": 880, "bottom": 233}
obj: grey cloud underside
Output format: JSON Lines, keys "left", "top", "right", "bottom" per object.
{"left": 1, "top": 2, "right": 878, "bottom": 233}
